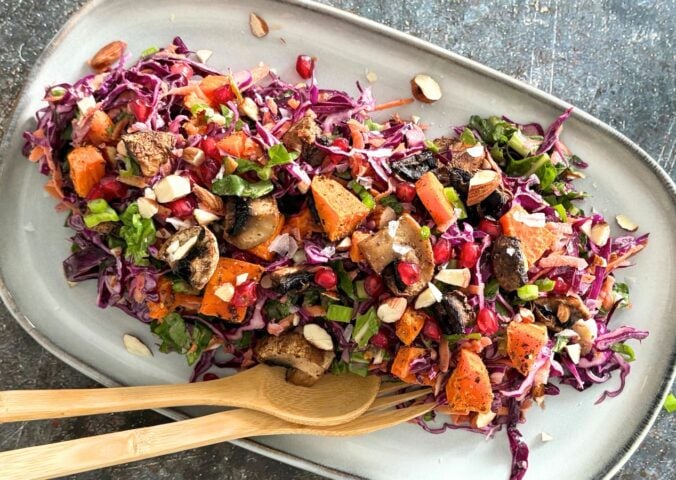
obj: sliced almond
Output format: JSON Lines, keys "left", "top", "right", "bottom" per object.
{"left": 410, "top": 74, "right": 442, "bottom": 103}
{"left": 473, "top": 411, "right": 496, "bottom": 429}
{"left": 194, "top": 208, "right": 220, "bottom": 225}
{"left": 123, "top": 334, "right": 153, "bottom": 358}
{"left": 376, "top": 297, "right": 407, "bottom": 323}
{"left": 193, "top": 184, "right": 225, "bottom": 215}
{"left": 182, "top": 147, "right": 206, "bottom": 166}
{"left": 137, "top": 197, "right": 159, "bottom": 219}
{"left": 435, "top": 268, "right": 471, "bottom": 288}
{"left": 336, "top": 237, "right": 352, "bottom": 251}
{"left": 589, "top": 222, "right": 610, "bottom": 247}
{"left": 303, "top": 324, "right": 333, "bottom": 351}
{"left": 214, "top": 283, "right": 235, "bottom": 302}
{"left": 195, "top": 49, "right": 213, "bottom": 64}
{"left": 240, "top": 97, "right": 259, "bottom": 120}
{"left": 467, "top": 170, "right": 500, "bottom": 206}
{"left": 615, "top": 214, "right": 638, "bottom": 232}
{"left": 89, "top": 41, "right": 127, "bottom": 72}
{"left": 249, "top": 12, "right": 269, "bottom": 38}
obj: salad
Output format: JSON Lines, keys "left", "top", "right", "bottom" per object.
{"left": 23, "top": 37, "right": 649, "bottom": 479}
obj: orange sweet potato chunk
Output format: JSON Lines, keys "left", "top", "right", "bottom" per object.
{"left": 199, "top": 258, "right": 264, "bottom": 322}
{"left": 311, "top": 176, "right": 369, "bottom": 241}
{"left": 395, "top": 308, "right": 427, "bottom": 346}
{"left": 445, "top": 348, "right": 493, "bottom": 415}
{"left": 506, "top": 321, "right": 548, "bottom": 375}
{"left": 67, "top": 146, "right": 106, "bottom": 197}
{"left": 499, "top": 205, "right": 556, "bottom": 267}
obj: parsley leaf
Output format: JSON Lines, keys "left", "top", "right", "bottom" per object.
{"left": 119, "top": 202, "right": 156, "bottom": 265}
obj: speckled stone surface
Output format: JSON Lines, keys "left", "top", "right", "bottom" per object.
{"left": 0, "top": 1, "right": 673, "bottom": 479}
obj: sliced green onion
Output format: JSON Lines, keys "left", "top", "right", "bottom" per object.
{"left": 424, "top": 139, "right": 439, "bottom": 153}
{"left": 553, "top": 204, "right": 568, "bottom": 222}
{"left": 443, "top": 187, "right": 468, "bottom": 220}
{"left": 355, "top": 280, "right": 368, "bottom": 300}
{"left": 459, "top": 128, "right": 477, "bottom": 146}
{"left": 84, "top": 199, "right": 119, "bottom": 228}
{"left": 141, "top": 46, "right": 159, "bottom": 57}
{"left": 50, "top": 87, "right": 66, "bottom": 98}
{"left": 420, "top": 225, "right": 431, "bottom": 240}
{"left": 507, "top": 130, "right": 541, "bottom": 157}
{"left": 610, "top": 342, "right": 636, "bottom": 362}
{"left": 379, "top": 195, "right": 403, "bottom": 215}
{"left": 348, "top": 181, "right": 376, "bottom": 210}
{"left": 516, "top": 284, "right": 539, "bottom": 301}
{"left": 535, "top": 278, "right": 555, "bottom": 292}
{"left": 664, "top": 393, "right": 676, "bottom": 413}
{"left": 326, "top": 304, "right": 354, "bottom": 323}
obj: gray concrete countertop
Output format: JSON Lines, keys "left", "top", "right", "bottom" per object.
{"left": 0, "top": 0, "right": 673, "bottom": 479}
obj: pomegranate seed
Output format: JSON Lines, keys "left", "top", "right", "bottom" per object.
{"left": 553, "top": 277, "right": 569, "bottom": 295}
{"left": 170, "top": 62, "right": 194, "bottom": 79}
{"left": 231, "top": 280, "right": 258, "bottom": 308}
{"left": 370, "top": 330, "right": 389, "bottom": 349}
{"left": 422, "top": 317, "right": 441, "bottom": 341}
{"left": 432, "top": 238, "right": 452, "bottom": 265}
{"left": 328, "top": 137, "right": 350, "bottom": 164}
{"left": 200, "top": 137, "right": 221, "bottom": 160}
{"left": 477, "top": 307, "right": 499, "bottom": 335}
{"left": 397, "top": 262, "right": 421, "bottom": 286}
{"left": 167, "top": 195, "right": 197, "bottom": 218}
{"left": 314, "top": 267, "right": 337, "bottom": 289}
{"left": 197, "top": 157, "right": 221, "bottom": 186}
{"left": 459, "top": 242, "right": 481, "bottom": 269}
{"left": 364, "top": 275, "right": 384, "bottom": 297}
{"left": 212, "top": 84, "right": 235, "bottom": 105}
{"left": 202, "top": 373, "right": 219, "bottom": 381}
{"left": 395, "top": 182, "right": 417, "bottom": 203}
{"left": 478, "top": 218, "right": 501, "bottom": 239}
{"left": 129, "top": 99, "right": 151, "bottom": 122}
{"left": 86, "top": 177, "right": 128, "bottom": 201}
{"left": 295, "top": 54, "right": 314, "bottom": 79}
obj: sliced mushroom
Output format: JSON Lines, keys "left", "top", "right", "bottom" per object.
{"left": 390, "top": 150, "right": 438, "bottom": 182}
{"left": 491, "top": 236, "right": 528, "bottom": 292}
{"left": 158, "top": 226, "right": 219, "bottom": 290}
{"left": 223, "top": 196, "right": 281, "bottom": 250}
{"left": 434, "top": 166, "right": 472, "bottom": 198}
{"left": 122, "top": 131, "right": 175, "bottom": 177}
{"left": 281, "top": 110, "right": 321, "bottom": 153}
{"left": 269, "top": 266, "right": 315, "bottom": 294}
{"left": 477, "top": 186, "right": 510, "bottom": 219}
{"left": 429, "top": 290, "right": 475, "bottom": 335}
{"left": 448, "top": 140, "right": 486, "bottom": 172}
{"left": 254, "top": 331, "right": 335, "bottom": 387}
{"left": 359, "top": 214, "right": 434, "bottom": 297}
{"left": 534, "top": 295, "right": 591, "bottom": 325}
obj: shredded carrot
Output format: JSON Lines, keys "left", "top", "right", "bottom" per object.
{"left": 28, "top": 146, "right": 45, "bottom": 162}
{"left": 607, "top": 244, "right": 646, "bottom": 272}
{"left": 347, "top": 121, "right": 366, "bottom": 149}
{"left": 372, "top": 97, "right": 414, "bottom": 112}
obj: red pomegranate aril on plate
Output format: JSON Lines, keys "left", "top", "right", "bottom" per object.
{"left": 477, "top": 307, "right": 499, "bottom": 335}
{"left": 130, "top": 99, "right": 151, "bottom": 122}
{"left": 364, "top": 274, "right": 384, "bottom": 297}
{"left": 370, "top": 330, "right": 390, "bottom": 349}
{"left": 295, "top": 55, "right": 314, "bottom": 79}
{"left": 432, "top": 238, "right": 452, "bottom": 265}
{"left": 395, "top": 182, "right": 416, "bottom": 203}
{"left": 170, "top": 62, "right": 194, "bottom": 79}
{"left": 314, "top": 267, "right": 338, "bottom": 289}
{"left": 328, "top": 137, "right": 350, "bottom": 164}
{"left": 231, "top": 280, "right": 258, "bottom": 308}
{"left": 478, "top": 218, "right": 502, "bottom": 239}
{"left": 397, "top": 262, "right": 421, "bottom": 286}
{"left": 200, "top": 137, "right": 221, "bottom": 160}
{"left": 422, "top": 317, "right": 441, "bottom": 341}
{"left": 459, "top": 242, "right": 480, "bottom": 269}
{"left": 212, "top": 85, "right": 235, "bottom": 105}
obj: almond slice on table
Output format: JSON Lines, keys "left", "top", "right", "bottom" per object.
{"left": 410, "top": 74, "right": 442, "bottom": 103}
{"left": 615, "top": 214, "right": 639, "bottom": 232}
{"left": 467, "top": 169, "right": 500, "bottom": 206}
{"left": 249, "top": 12, "right": 269, "bottom": 38}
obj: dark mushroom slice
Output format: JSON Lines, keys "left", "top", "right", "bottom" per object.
{"left": 429, "top": 290, "right": 475, "bottom": 335}
{"left": 302, "top": 135, "right": 331, "bottom": 167}
{"left": 534, "top": 295, "right": 591, "bottom": 325}
{"left": 477, "top": 186, "right": 510, "bottom": 219}
{"left": 491, "top": 236, "right": 528, "bottom": 292}
{"left": 158, "top": 226, "right": 219, "bottom": 290}
{"left": 358, "top": 213, "right": 435, "bottom": 297}
{"left": 269, "top": 266, "right": 316, "bottom": 294}
{"left": 223, "top": 196, "right": 281, "bottom": 250}
{"left": 281, "top": 110, "right": 321, "bottom": 154}
{"left": 448, "top": 140, "right": 486, "bottom": 172}
{"left": 434, "top": 166, "right": 472, "bottom": 199}
{"left": 390, "top": 150, "right": 438, "bottom": 182}
{"left": 276, "top": 193, "right": 307, "bottom": 216}
{"left": 223, "top": 197, "right": 251, "bottom": 236}
{"left": 534, "top": 305, "right": 565, "bottom": 333}
{"left": 121, "top": 131, "right": 175, "bottom": 177}
{"left": 254, "top": 331, "right": 335, "bottom": 387}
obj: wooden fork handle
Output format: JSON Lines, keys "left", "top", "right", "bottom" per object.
{"left": 0, "top": 409, "right": 293, "bottom": 480}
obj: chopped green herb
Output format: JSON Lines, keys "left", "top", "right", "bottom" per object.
{"left": 468, "top": 116, "right": 517, "bottom": 146}
{"left": 613, "top": 282, "right": 631, "bottom": 308}
{"left": 150, "top": 313, "right": 212, "bottom": 366}
{"left": 420, "top": 225, "right": 431, "bottom": 240}
{"left": 234, "top": 331, "right": 253, "bottom": 349}
{"left": 211, "top": 175, "right": 274, "bottom": 198}
{"left": 507, "top": 130, "right": 541, "bottom": 157}
{"left": 332, "top": 261, "right": 355, "bottom": 299}
{"left": 331, "top": 359, "right": 349, "bottom": 375}
{"left": 119, "top": 202, "right": 156, "bottom": 266}
{"left": 553, "top": 335, "right": 569, "bottom": 353}
{"left": 83, "top": 199, "right": 119, "bottom": 228}
{"left": 326, "top": 304, "right": 354, "bottom": 323}
{"left": 484, "top": 278, "right": 500, "bottom": 299}
{"left": 379, "top": 195, "right": 404, "bottom": 215}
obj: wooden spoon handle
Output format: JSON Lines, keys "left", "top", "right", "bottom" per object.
{"left": 0, "top": 409, "right": 292, "bottom": 480}
{"left": 0, "top": 382, "right": 223, "bottom": 423}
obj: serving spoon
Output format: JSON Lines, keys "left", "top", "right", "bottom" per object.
{"left": 0, "top": 364, "right": 381, "bottom": 427}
